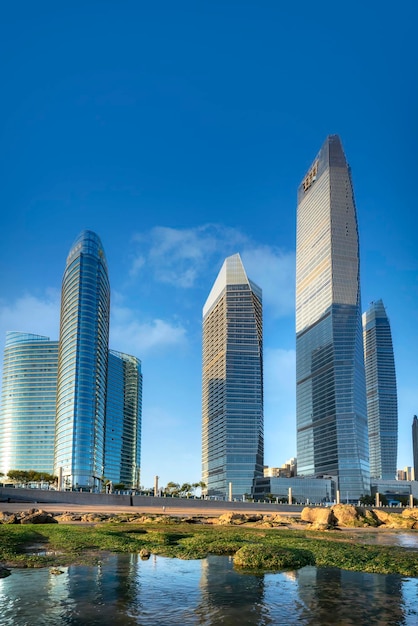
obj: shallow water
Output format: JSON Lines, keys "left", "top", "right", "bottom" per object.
{"left": 0, "top": 550, "right": 418, "bottom": 625}
{"left": 356, "top": 531, "right": 418, "bottom": 549}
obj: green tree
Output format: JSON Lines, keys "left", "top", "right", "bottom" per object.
{"left": 359, "top": 494, "right": 374, "bottom": 506}
{"left": 7, "top": 470, "right": 56, "bottom": 486}
{"left": 7, "top": 470, "right": 31, "bottom": 484}
{"left": 192, "top": 481, "right": 207, "bottom": 497}
{"left": 164, "top": 482, "right": 180, "bottom": 496}
{"left": 179, "top": 483, "right": 192, "bottom": 498}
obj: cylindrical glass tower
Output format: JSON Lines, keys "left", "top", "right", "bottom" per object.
{"left": 54, "top": 230, "right": 110, "bottom": 491}
{"left": 0, "top": 332, "right": 58, "bottom": 476}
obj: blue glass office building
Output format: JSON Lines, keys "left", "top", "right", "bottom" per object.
{"left": 105, "top": 350, "right": 143, "bottom": 488}
{"left": 363, "top": 300, "right": 398, "bottom": 479}
{"left": 0, "top": 332, "right": 58, "bottom": 475}
{"left": 54, "top": 230, "right": 110, "bottom": 490}
{"left": 202, "top": 254, "right": 263, "bottom": 500}
{"left": 413, "top": 416, "right": 418, "bottom": 482}
{"left": 296, "top": 135, "right": 370, "bottom": 500}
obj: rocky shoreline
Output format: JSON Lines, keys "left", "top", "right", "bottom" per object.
{"left": 1, "top": 503, "right": 418, "bottom": 530}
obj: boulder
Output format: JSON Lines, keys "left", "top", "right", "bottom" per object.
{"left": 54, "top": 513, "right": 82, "bottom": 523}
{"left": 80, "top": 513, "right": 107, "bottom": 523}
{"left": 372, "top": 509, "right": 416, "bottom": 529}
{"left": 0, "top": 511, "right": 18, "bottom": 524}
{"left": 216, "top": 512, "right": 248, "bottom": 525}
{"left": 0, "top": 566, "right": 11, "bottom": 579}
{"left": 331, "top": 504, "right": 367, "bottom": 527}
{"left": 139, "top": 549, "right": 151, "bottom": 560}
{"left": 19, "top": 509, "right": 58, "bottom": 524}
{"left": 402, "top": 508, "right": 418, "bottom": 521}
{"left": 300, "top": 506, "right": 334, "bottom": 529}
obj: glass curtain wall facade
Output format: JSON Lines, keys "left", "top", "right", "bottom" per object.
{"left": 0, "top": 332, "right": 58, "bottom": 475}
{"left": 54, "top": 230, "right": 110, "bottom": 491}
{"left": 362, "top": 300, "right": 398, "bottom": 479}
{"left": 104, "top": 350, "right": 142, "bottom": 489}
{"left": 413, "top": 416, "right": 418, "bottom": 482}
{"left": 202, "top": 254, "right": 263, "bottom": 500}
{"left": 296, "top": 135, "right": 370, "bottom": 500}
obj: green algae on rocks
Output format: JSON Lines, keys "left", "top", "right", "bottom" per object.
{"left": 1, "top": 519, "right": 418, "bottom": 577}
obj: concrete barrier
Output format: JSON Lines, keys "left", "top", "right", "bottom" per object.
{"left": 0, "top": 486, "right": 303, "bottom": 514}
{"left": 0, "top": 487, "right": 132, "bottom": 507}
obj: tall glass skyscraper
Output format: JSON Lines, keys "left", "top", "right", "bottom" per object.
{"left": 412, "top": 415, "right": 418, "bottom": 482}
{"left": 105, "top": 350, "right": 143, "bottom": 488}
{"left": 362, "top": 300, "right": 398, "bottom": 479}
{"left": 296, "top": 135, "right": 370, "bottom": 500}
{"left": 54, "top": 230, "right": 110, "bottom": 490}
{"left": 0, "top": 332, "right": 58, "bottom": 475}
{"left": 202, "top": 254, "right": 263, "bottom": 500}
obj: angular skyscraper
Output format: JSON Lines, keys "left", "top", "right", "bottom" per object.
{"left": 202, "top": 254, "right": 263, "bottom": 500}
{"left": 54, "top": 230, "right": 110, "bottom": 491}
{"left": 296, "top": 135, "right": 370, "bottom": 500}
{"left": 0, "top": 332, "right": 58, "bottom": 475}
{"left": 413, "top": 415, "right": 418, "bottom": 481}
{"left": 105, "top": 350, "right": 143, "bottom": 488}
{"left": 362, "top": 300, "right": 398, "bottom": 479}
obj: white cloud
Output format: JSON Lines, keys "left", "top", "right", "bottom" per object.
{"left": 131, "top": 224, "right": 246, "bottom": 287}
{"left": 110, "top": 305, "right": 187, "bottom": 356}
{"left": 130, "top": 224, "right": 295, "bottom": 318}
{"left": 241, "top": 246, "right": 295, "bottom": 317}
{"left": 0, "top": 291, "right": 61, "bottom": 380}
{"left": 0, "top": 290, "right": 61, "bottom": 345}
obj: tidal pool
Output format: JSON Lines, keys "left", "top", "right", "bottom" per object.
{"left": 0, "top": 552, "right": 418, "bottom": 625}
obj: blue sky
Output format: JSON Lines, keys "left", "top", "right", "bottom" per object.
{"left": 0, "top": 1, "right": 417, "bottom": 489}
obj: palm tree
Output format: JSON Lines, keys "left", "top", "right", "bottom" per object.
{"left": 164, "top": 482, "right": 180, "bottom": 497}
{"left": 180, "top": 483, "right": 192, "bottom": 498}
{"left": 192, "top": 481, "right": 207, "bottom": 498}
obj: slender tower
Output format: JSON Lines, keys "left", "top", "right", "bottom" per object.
{"left": 202, "top": 254, "right": 263, "bottom": 500}
{"left": 296, "top": 135, "right": 370, "bottom": 500}
{"left": 0, "top": 332, "right": 58, "bottom": 476}
{"left": 104, "top": 350, "right": 143, "bottom": 489}
{"left": 413, "top": 416, "right": 418, "bottom": 482}
{"left": 362, "top": 300, "right": 398, "bottom": 479}
{"left": 54, "top": 230, "right": 110, "bottom": 490}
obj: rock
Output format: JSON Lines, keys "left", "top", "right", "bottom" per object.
{"left": 216, "top": 513, "right": 248, "bottom": 525}
{"left": 139, "top": 549, "right": 151, "bottom": 560}
{"left": 300, "top": 506, "right": 335, "bottom": 528}
{"left": 258, "top": 514, "right": 293, "bottom": 527}
{"left": 55, "top": 513, "right": 82, "bottom": 522}
{"left": 0, "top": 512, "right": 18, "bottom": 524}
{"left": 80, "top": 513, "right": 107, "bottom": 523}
{"left": 0, "top": 566, "right": 11, "bottom": 579}
{"left": 372, "top": 509, "right": 416, "bottom": 529}
{"left": 19, "top": 509, "right": 58, "bottom": 524}
{"left": 331, "top": 504, "right": 366, "bottom": 527}
{"left": 402, "top": 508, "right": 418, "bottom": 521}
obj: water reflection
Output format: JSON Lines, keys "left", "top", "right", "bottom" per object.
{"left": 355, "top": 532, "right": 418, "bottom": 549}
{"left": 0, "top": 553, "right": 418, "bottom": 625}
{"left": 295, "top": 566, "right": 405, "bottom": 625}
{"left": 197, "top": 555, "right": 268, "bottom": 624}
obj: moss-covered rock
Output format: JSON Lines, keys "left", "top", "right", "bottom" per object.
{"left": 234, "top": 544, "right": 315, "bottom": 571}
{"left": 372, "top": 509, "right": 416, "bottom": 529}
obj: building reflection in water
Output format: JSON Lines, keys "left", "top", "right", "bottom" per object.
{"left": 295, "top": 566, "right": 405, "bottom": 625}
{"left": 0, "top": 554, "right": 417, "bottom": 625}
{"left": 195, "top": 554, "right": 268, "bottom": 625}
